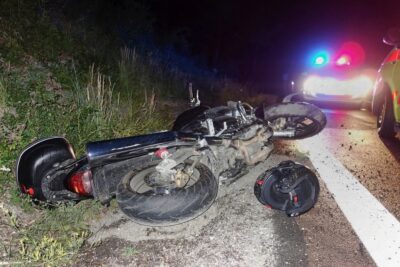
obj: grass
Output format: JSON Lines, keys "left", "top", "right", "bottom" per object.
{"left": 0, "top": 65, "right": 166, "bottom": 265}
{"left": 14, "top": 201, "right": 103, "bottom": 266}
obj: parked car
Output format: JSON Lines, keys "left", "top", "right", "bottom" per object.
{"left": 301, "top": 42, "right": 374, "bottom": 108}
{"left": 372, "top": 28, "right": 400, "bottom": 138}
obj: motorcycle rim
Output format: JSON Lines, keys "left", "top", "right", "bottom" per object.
{"left": 116, "top": 162, "right": 218, "bottom": 226}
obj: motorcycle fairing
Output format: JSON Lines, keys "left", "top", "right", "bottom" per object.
{"left": 86, "top": 131, "right": 198, "bottom": 167}
{"left": 16, "top": 136, "right": 76, "bottom": 199}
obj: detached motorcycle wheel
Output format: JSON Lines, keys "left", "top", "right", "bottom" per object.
{"left": 263, "top": 102, "right": 327, "bottom": 139}
{"left": 116, "top": 162, "right": 218, "bottom": 226}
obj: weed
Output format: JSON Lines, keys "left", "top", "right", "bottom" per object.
{"left": 122, "top": 246, "right": 139, "bottom": 257}
{"left": 17, "top": 201, "right": 102, "bottom": 266}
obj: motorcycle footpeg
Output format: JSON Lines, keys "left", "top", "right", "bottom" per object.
{"left": 254, "top": 161, "right": 320, "bottom": 217}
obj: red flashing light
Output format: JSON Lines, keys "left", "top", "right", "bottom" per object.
{"left": 336, "top": 55, "right": 351, "bottom": 66}
{"left": 67, "top": 170, "right": 93, "bottom": 196}
{"left": 336, "top": 41, "right": 365, "bottom": 67}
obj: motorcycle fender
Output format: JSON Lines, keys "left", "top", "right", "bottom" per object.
{"left": 16, "top": 137, "right": 75, "bottom": 199}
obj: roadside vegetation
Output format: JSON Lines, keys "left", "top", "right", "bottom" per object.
{"left": 0, "top": 1, "right": 276, "bottom": 265}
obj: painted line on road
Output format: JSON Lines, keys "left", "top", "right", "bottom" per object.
{"left": 298, "top": 136, "right": 400, "bottom": 267}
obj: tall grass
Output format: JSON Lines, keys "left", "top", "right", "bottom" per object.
{"left": 117, "top": 46, "right": 190, "bottom": 99}
{"left": 85, "top": 64, "right": 116, "bottom": 118}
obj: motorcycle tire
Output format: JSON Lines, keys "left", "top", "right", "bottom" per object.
{"left": 254, "top": 161, "right": 319, "bottom": 217}
{"left": 263, "top": 102, "right": 327, "bottom": 139}
{"left": 116, "top": 162, "right": 218, "bottom": 226}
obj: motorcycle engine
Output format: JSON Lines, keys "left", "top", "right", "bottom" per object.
{"left": 212, "top": 124, "right": 274, "bottom": 181}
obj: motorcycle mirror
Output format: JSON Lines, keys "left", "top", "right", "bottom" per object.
{"left": 188, "top": 82, "right": 201, "bottom": 107}
{"left": 383, "top": 27, "right": 400, "bottom": 47}
{"left": 195, "top": 90, "right": 201, "bottom": 106}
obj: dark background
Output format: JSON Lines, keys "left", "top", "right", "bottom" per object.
{"left": 60, "top": 0, "right": 399, "bottom": 87}
{"left": 149, "top": 0, "right": 398, "bottom": 81}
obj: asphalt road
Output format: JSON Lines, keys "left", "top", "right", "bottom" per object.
{"left": 293, "top": 106, "right": 400, "bottom": 267}
{"left": 318, "top": 107, "right": 400, "bottom": 219}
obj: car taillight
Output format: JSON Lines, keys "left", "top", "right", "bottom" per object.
{"left": 67, "top": 170, "right": 93, "bottom": 196}
{"left": 385, "top": 49, "right": 400, "bottom": 63}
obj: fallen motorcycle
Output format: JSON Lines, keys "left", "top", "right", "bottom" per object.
{"left": 16, "top": 91, "right": 326, "bottom": 225}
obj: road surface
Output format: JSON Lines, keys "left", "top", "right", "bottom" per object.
{"left": 295, "top": 107, "right": 400, "bottom": 267}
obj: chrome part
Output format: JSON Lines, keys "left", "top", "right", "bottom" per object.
{"left": 272, "top": 130, "right": 296, "bottom": 138}
{"left": 216, "top": 121, "right": 228, "bottom": 137}
{"left": 174, "top": 169, "right": 190, "bottom": 188}
{"left": 206, "top": 118, "right": 216, "bottom": 136}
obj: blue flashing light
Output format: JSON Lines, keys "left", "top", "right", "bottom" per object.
{"left": 311, "top": 51, "right": 330, "bottom": 67}
{"left": 315, "top": 56, "right": 326, "bottom": 65}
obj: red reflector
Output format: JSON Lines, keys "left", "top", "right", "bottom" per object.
{"left": 155, "top": 147, "right": 169, "bottom": 159}
{"left": 21, "top": 184, "right": 27, "bottom": 193}
{"left": 256, "top": 180, "right": 264, "bottom": 185}
{"left": 27, "top": 187, "right": 35, "bottom": 196}
{"left": 67, "top": 170, "right": 93, "bottom": 196}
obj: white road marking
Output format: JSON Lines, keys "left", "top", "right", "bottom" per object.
{"left": 298, "top": 136, "right": 400, "bottom": 267}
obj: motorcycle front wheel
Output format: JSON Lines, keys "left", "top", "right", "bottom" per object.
{"left": 116, "top": 162, "right": 218, "bottom": 226}
{"left": 262, "top": 102, "right": 327, "bottom": 139}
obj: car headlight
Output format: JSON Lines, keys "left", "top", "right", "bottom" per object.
{"left": 348, "top": 75, "right": 373, "bottom": 97}
{"left": 303, "top": 76, "right": 321, "bottom": 96}
{"left": 303, "top": 75, "right": 373, "bottom": 97}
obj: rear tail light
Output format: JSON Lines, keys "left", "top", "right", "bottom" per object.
{"left": 385, "top": 49, "right": 400, "bottom": 63}
{"left": 67, "top": 170, "right": 93, "bottom": 196}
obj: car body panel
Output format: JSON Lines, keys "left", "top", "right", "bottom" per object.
{"left": 373, "top": 47, "right": 400, "bottom": 122}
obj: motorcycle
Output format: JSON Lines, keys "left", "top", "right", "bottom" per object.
{"left": 16, "top": 90, "right": 326, "bottom": 226}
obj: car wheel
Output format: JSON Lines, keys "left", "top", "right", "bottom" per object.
{"left": 377, "top": 92, "right": 396, "bottom": 138}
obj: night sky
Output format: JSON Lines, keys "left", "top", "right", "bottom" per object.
{"left": 147, "top": 0, "right": 399, "bottom": 83}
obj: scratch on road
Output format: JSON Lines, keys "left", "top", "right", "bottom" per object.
{"left": 298, "top": 135, "right": 400, "bottom": 267}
